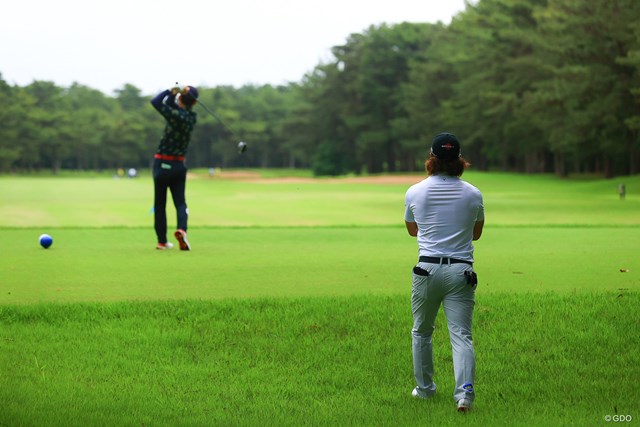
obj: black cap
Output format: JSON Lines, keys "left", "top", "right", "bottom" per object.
{"left": 431, "top": 132, "right": 461, "bottom": 161}
{"left": 181, "top": 86, "right": 199, "bottom": 106}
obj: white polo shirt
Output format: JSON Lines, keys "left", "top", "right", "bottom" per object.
{"left": 404, "top": 174, "right": 484, "bottom": 262}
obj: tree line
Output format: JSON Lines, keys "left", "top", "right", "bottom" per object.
{"left": 1, "top": 0, "right": 638, "bottom": 177}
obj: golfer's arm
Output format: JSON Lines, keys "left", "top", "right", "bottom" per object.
{"left": 473, "top": 220, "right": 484, "bottom": 241}
{"left": 405, "top": 221, "right": 418, "bottom": 237}
{"left": 150, "top": 90, "right": 178, "bottom": 118}
{"left": 150, "top": 89, "right": 170, "bottom": 111}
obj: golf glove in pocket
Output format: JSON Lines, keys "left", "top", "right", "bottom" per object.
{"left": 464, "top": 270, "right": 478, "bottom": 290}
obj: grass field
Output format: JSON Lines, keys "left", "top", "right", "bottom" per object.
{"left": 1, "top": 170, "right": 639, "bottom": 426}
{"left": 1, "top": 169, "right": 639, "bottom": 228}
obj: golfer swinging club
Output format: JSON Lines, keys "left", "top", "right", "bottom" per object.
{"left": 150, "top": 85, "right": 199, "bottom": 250}
{"left": 404, "top": 132, "right": 484, "bottom": 412}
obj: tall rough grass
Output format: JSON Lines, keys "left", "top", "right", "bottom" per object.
{"left": 1, "top": 292, "right": 638, "bottom": 426}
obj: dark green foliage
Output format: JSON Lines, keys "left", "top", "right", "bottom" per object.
{"left": 1, "top": 0, "right": 639, "bottom": 176}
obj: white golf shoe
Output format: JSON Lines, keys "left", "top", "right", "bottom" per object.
{"left": 457, "top": 398, "right": 473, "bottom": 412}
{"left": 174, "top": 229, "right": 191, "bottom": 251}
{"left": 411, "top": 387, "right": 432, "bottom": 400}
{"left": 156, "top": 242, "right": 174, "bottom": 250}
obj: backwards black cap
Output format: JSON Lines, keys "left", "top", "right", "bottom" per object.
{"left": 181, "top": 86, "right": 199, "bottom": 106}
{"left": 431, "top": 132, "right": 461, "bottom": 161}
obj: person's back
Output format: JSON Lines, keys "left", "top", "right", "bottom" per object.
{"left": 405, "top": 175, "right": 482, "bottom": 261}
{"left": 404, "top": 132, "right": 484, "bottom": 413}
{"left": 149, "top": 85, "right": 199, "bottom": 251}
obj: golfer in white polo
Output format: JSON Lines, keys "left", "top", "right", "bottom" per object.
{"left": 404, "top": 132, "right": 484, "bottom": 413}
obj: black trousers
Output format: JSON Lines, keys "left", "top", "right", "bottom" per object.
{"left": 153, "top": 159, "right": 188, "bottom": 243}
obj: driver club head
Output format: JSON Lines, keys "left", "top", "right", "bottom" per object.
{"left": 238, "top": 141, "right": 248, "bottom": 154}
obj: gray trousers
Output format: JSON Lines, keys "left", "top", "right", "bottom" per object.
{"left": 411, "top": 261, "right": 476, "bottom": 403}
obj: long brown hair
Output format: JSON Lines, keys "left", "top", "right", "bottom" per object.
{"left": 425, "top": 153, "right": 470, "bottom": 177}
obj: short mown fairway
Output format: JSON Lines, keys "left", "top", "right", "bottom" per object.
{"left": 1, "top": 171, "right": 639, "bottom": 426}
{"left": 0, "top": 226, "right": 638, "bottom": 304}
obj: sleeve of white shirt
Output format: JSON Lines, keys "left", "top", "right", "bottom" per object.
{"left": 476, "top": 192, "right": 485, "bottom": 221}
{"left": 404, "top": 188, "right": 415, "bottom": 222}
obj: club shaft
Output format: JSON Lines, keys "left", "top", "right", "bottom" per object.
{"left": 197, "top": 100, "right": 236, "bottom": 136}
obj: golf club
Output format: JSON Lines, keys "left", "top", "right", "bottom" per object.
{"left": 176, "top": 82, "right": 248, "bottom": 153}
{"left": 197, "top": 99, "right": 248, "bottom": 153}
{"left": 197, "top": 99, "right": 235, "bottom": 134}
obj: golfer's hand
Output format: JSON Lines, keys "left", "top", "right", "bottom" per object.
{"left": 171, "top": 86, "right": 181, "bottom": 96}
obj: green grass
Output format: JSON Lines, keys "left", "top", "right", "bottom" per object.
{"left": 1, "top": 171, "right": 639, "bottom": 425}
{"left": 1, "top": 293, "right": 638, "bottom": 426}
{"left": 0, "top": 227, "right": 638, "bottom": 305}
{"left": 1, "top": 171, "right": 639, "bottom": 227}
